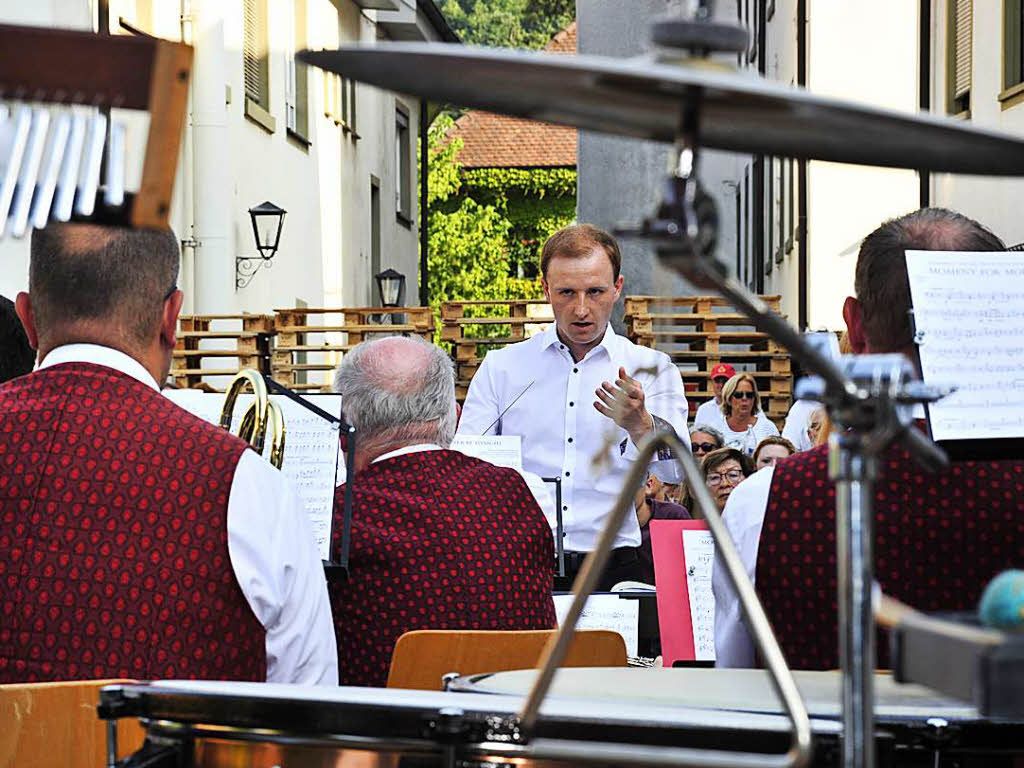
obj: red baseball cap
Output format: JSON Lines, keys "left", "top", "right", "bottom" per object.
{"left": 710, "top": 363, "right": 736, "bottom": 380}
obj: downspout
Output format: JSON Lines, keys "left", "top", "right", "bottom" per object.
{"left": 180, "top": 0, "right": 196, "bottom": 313}
{"left": 797, "top": 0, "right": 808, "bottom": 330}
{"left": 419, "top": 98, "right": 429, "bottom": 306}
{"left": 918, "top": 0, "right": 931, "bottom": 208}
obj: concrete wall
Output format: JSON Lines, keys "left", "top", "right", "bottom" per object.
{"left": 928, "top": 1, "right": 1024, "bottom": 246}
{"left": 576, "top": 0, "right": 744, "bottom": 329}
{"left": 0, "top": 0, "right": 423, "bottom": 315}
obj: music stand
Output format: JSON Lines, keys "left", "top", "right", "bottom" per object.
{"left": 263, "top": 377, "right": 355, "bottom": 577}
{"left": 541, "top": 476, "right": 564, "bottom": 577}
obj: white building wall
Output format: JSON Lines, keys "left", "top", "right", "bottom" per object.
{"left": 0, "top": 0, "right": 425, "bottom": 314}
{"left": 929, "top": 1, "right": 1024, "bottom": 246}
{"left": 761, "top": 0, "right": 919, "bottom": 332}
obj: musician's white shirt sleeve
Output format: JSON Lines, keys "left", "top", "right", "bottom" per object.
{"left": 712, "top": 464, "right": 773, "bottom": 668}
{"left": 227, "top": 452, "right": 339, "bottom": 685}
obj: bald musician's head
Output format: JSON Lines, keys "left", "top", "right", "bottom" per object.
{"left": 15, "top": 223, "right": 183, "bottom": 385}
{"left": 843, "top": 207, "right": 1003, "bottom": 356}
{"left": 333, "top": 336, "right": 457, "bottom": 469}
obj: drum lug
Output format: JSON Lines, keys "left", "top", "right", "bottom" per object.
{"left": 428, "top": 707, "right": 469, "bottom": 768}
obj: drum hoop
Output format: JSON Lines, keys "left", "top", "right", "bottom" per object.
{"left": 145, "top": 719, "right": 443, "bottom": 755}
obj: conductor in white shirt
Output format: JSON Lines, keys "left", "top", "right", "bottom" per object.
{"left": 3, "top": 222, "right": 336, "bottom": 685}
{"left": 458, "top": 224, "right": 689, "bottom": 590}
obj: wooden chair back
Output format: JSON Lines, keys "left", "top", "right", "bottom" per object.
{"left": 386, "top": 629, "right": 627, "bottom": 690}
{"left": 0, "top": 679, "right": 146, "bottom": 768}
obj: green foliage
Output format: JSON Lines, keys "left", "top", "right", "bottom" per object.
{"left": 421, "top": 114, "right": 576, "bottom": 348}
{"left": 439, "top": 0, "right": 574, "bottom": 50}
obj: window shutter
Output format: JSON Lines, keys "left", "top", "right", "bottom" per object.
{"left": 953, "top": 0, "right": 972, "bottom": 99}
{"left": 243, "top": 0, "right": 263, "bottom": 104}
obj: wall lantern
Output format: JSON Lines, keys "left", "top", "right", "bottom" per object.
{"left": 375, "top": 268, "right": 406, "bottom": 308}
{"left": 237, "top": 201, "right": 287, "bottom": 288}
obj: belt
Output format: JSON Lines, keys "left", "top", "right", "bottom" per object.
{"left": 563, "top": 547, "right": 638, "bottom": 571}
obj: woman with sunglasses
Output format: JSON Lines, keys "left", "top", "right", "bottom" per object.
{"left": 719, "top": 372, "right": 779, "bottom": 455}
{"left": 700, "top": 447, "right": 754, "bottom": 513}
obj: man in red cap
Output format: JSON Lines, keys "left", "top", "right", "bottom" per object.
{"left": 693, "top": 363, "right": 735, "bottom": 429}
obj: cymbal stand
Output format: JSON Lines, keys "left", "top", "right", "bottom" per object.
{"left": 616, "top": 107, "right": 950, "bottom": 768}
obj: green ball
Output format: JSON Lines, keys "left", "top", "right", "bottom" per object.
{"left": 978, "top": 570, "right": 1024, "bottom": 630}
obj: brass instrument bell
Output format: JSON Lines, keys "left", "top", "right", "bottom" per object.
{"left": 219, "top": 370, "right": 286, "bottom": 469}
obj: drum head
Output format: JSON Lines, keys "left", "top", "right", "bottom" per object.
{"left": 448, "top": 668, "right": 982, "bottom": 723}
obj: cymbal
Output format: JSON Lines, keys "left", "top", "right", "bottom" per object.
{"left": 299, "top": 44, "right": 1024, "bottom": 175}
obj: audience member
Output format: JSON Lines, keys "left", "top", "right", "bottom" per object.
{"left": 636, "top": 473, "right": 690, "bottom": 585}
{"left": 690, "top": 423, "right": 725, "bottom": 461}
{"left": 0, "top": 294, "right": 34, "bottom": 383}
{"left": 719, "top": 373, "right": 779, "bottom": 454}
{"left": 753, "top": 436, "right": 796, "bottom": 470}
{"left": 330, "top": 336, "right": 556, "bottom": 686}
{"left": 693, "top": 363, "right": 734, "bottom": 428}
{"left": 781, "top": 399, "right": 817, "bottom": 452}
{"left": 696, "top": 447, "right": 753, "bottom": 515}
{"left": 0, "top": 223, "right": 336, "bottom": 684}
{"left": 714, "top": 207, "right": 1024, "bottom": 670}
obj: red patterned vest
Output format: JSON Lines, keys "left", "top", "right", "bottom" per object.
{"left": 756, "top": 443, "right": 1024, "bottom": 670}
{"left": 330, "top": 449, "right": 556, "bottom": 686}
{"left": 0, "top": 362, "right": 266, "bottom": 682}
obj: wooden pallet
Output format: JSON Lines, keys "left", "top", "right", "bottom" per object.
{"left": 271, "top": 306, "right": 435, "bottom": 391}
{"left": 442, "top": 300, "right": 553, "bottom": 398}
{"left": 172, "top": 314, "right": 274, "bottom": 390}
{"left": 624, "top": 295, "right": 792, "bottom": 427}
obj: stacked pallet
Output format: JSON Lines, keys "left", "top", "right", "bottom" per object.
{"left": 623, "top": 295, "right": 792, "bottom": 426}
{"left": 441, "top": 300, "right": 553, "bottom": 400}
{"left": 171, "top": 314, "right": 274, "bottom": 391}
{"left": 272, "top": 306, "right": 435, "bottom": 391}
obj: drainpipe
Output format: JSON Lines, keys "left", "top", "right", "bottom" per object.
{"left": 419, "top": 98, "right": 429, "bottom": 306}
{"left": 189, "top": 0, "right": 234, "bottom": 313}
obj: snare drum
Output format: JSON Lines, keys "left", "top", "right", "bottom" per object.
{"left": 100, "top": 678, "right": 831, "bottom": 768}
{"left": 450, "top": 668, "right": 1024, "bottom": 767}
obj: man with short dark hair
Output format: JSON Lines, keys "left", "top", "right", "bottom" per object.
{"left": 713, "top": 208, "right": 1024, "bottom": 669}
{"left": 329, "top": 336, "right": 556, "bottom": 686}
{"left": 458, "top": 223, "right": 689, "bottom": 591}
{"left": 0, "top": 223, "right": 336, "bottom": 684}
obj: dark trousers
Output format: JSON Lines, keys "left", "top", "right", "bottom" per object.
{"left": 553, "top": 546, "right": 643, "bottom": 592}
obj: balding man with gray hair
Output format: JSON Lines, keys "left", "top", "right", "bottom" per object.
{"left": 329, "top": 336, "right": 556, "bottom": 686}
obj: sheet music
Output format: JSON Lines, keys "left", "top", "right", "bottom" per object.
{"left": 163, "top": 390, "right": 342, "bottom": 560}
{"left": 553, "top": 593, "right": 639, "bottom": 656}
{"left": 906, "top": 251, "right": 1024, "bottom": 441}
{"left": 450, "top": 435, "right": 523, "bottom": 470}
{"left": 682, "top": 529, "right": 716, "bottom": 661}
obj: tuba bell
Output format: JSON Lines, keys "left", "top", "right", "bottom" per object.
{"left": 219, "top": 370, "right": 286, "bottom": 469}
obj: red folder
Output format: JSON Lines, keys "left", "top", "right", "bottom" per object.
{"left": 650, "top": 518, "right": 712, "bottom": 666}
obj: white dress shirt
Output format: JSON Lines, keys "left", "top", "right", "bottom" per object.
{"left": 782, "top": 398, "right": 818, "bottom": 452}
{"left": 712, "top": 463, "right": 775, "bottom": 667}
{"left": 39, "top": 344, "right": 339, "bottom": 685}
{"left": 457, "top": 325, "right": 689, "bottom": 551}
{"left": 693, "top": 399, "right": 726, "bottom": 430}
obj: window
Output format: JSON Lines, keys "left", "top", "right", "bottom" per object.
{"left": 371, "top": 176, "right": 381, "bottom": 295}
{"left": 395, "top": 104, "right": 411, "bottom": 224}
{"left": 776, "top": 157, "right": 785, "bottom": 263}
{"left": 285, "top": 0, "right": 309, "bottom": 142}
{"left": 325, "top": 74, "right": 358, "bottom": 135}
{"left": 948, "top": 0, "right": 972, "bottom": 114}
{"left": 243, "top": 0, "right": 274, "bottom": 131}
{"left": 1004, "top": 0, "right": 1024, "bottom": 97}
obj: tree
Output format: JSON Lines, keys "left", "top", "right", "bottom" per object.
{"left": 439, "top": 0, "right": 574, "bottom": 50}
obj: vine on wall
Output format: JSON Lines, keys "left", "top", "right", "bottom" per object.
{"left": 422, "top": 114, "right": 577, "bottom": 346}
